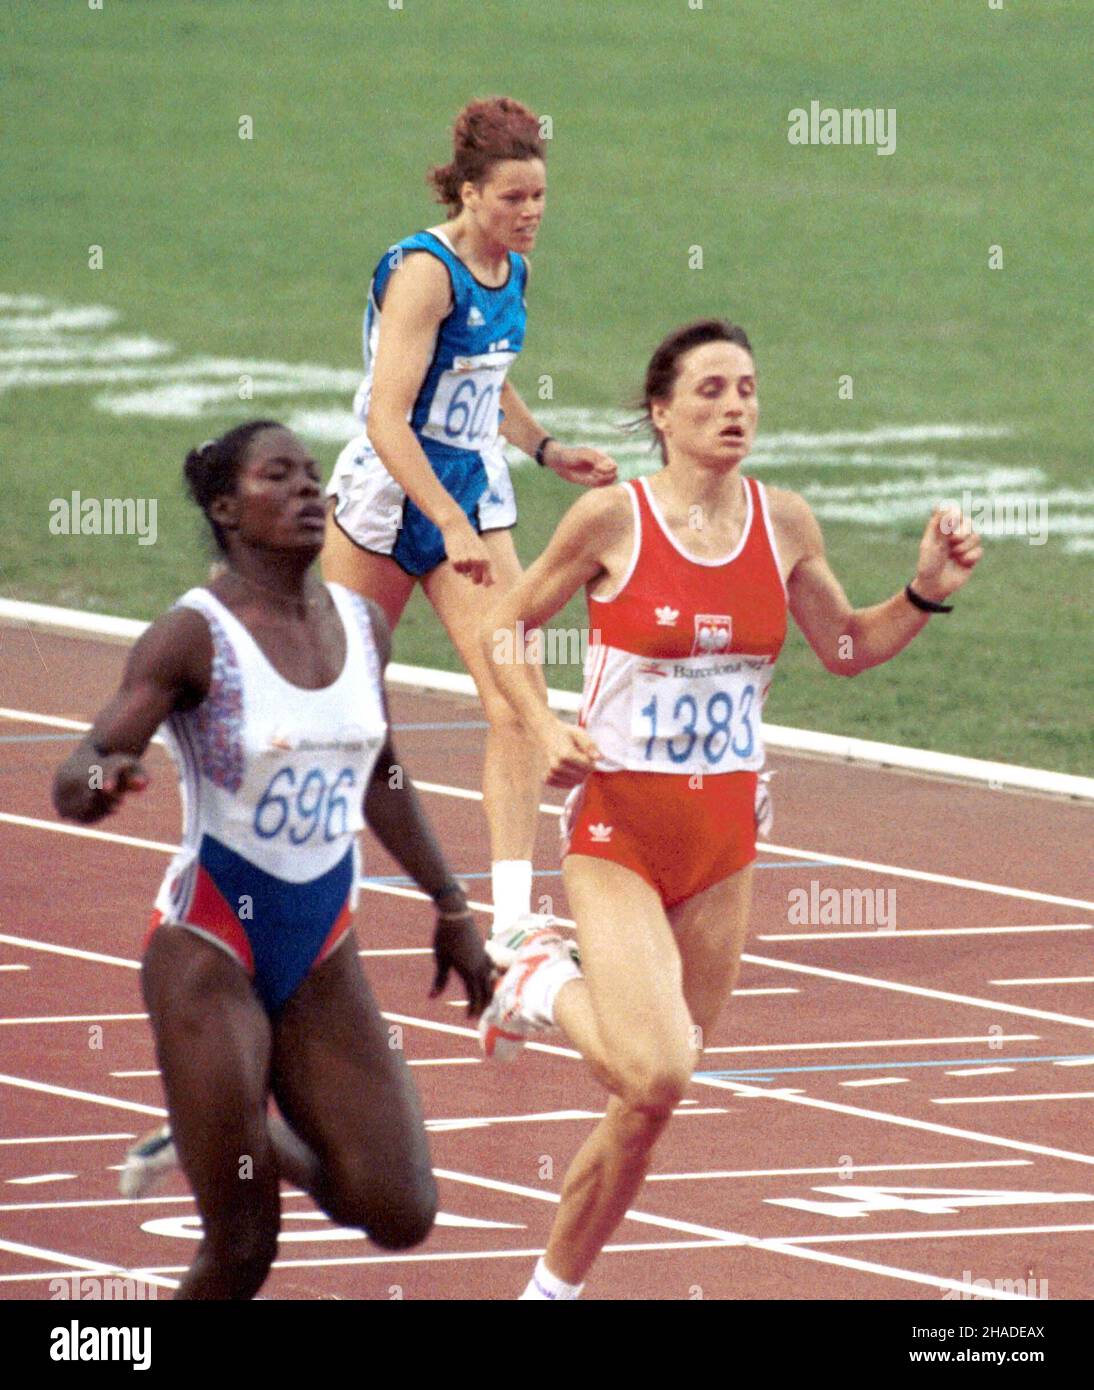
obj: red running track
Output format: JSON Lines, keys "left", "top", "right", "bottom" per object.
{"left": 1, "top": 624, "right": 1092, "bottom": 1301}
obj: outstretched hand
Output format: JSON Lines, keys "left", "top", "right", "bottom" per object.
{"left": 430, "top": 913, "right": 494, "bottom": 1019}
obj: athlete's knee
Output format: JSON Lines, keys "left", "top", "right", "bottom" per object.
{"left": 619, "top": 1056, "right": 689, "bottom": 1112}
{"left": 322, "top": 1161, "right": 438, "bottom": 1250}
{"left": 201, "top": 1216, "right": 279, "bottom": 1297}
{"left": 366, "top": 1179, "right": 438, "bottom": 1250}
{"left": 617, "top": 1057, "right": 691, "bottom": 1122}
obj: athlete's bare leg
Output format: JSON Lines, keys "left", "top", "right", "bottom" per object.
{"left": 540, "top": 857, "right": 754, "bottom": 1287}
{"left": 141, "top": 929, "right": 281, "bottom": 1300}
{"left": 423, "top": 528, "right": 547, "bottom": 868}
{"left": 269, "top": 930, "right": 437, "bottom": 1249}
{"left": 321, "top": 507, "right": 416, "bottom": 629}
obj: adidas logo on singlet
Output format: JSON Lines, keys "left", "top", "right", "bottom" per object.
{"left": 467, "top": 306, "right": 485, "bottom": 327}
{"left": 655, "top": 606, "right": 679, "bottom": 626}
{"left": 588, "top": 823, "right": 613, "bottom": 842}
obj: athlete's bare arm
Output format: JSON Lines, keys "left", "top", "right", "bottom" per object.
{"left": 769, "top": 487, "right": 982, "bottom": 676}
{"left": 359, "top": 598, "right": 492, "bottom": 1015}
{"left": 484, "top": 486, "right": 631, "bottom": 783}
{"left": 365, "top": 253, "right": 457, "bottom": 526}
{"left": 497, "top": 380, "right": 617, "bottom": 488}
{"left": 52, "top": 609, "right": 213, "bottom": 822}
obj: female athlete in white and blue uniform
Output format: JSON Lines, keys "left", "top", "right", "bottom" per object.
{"left": 53, "top": 421, "right": 493, "bottom": 1300}
{"left": 324, "top": 97, "right": 617, "bottom": 951}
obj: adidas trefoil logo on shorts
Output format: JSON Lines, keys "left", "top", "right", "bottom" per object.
{"left": 655, "top": 605, "right": 679, "bottom": 626}
{"left": 467, "top": 306, "right": 485, "bottom": 327}
{"left": 588, "top": 822, "right": 613, "bottom": 842}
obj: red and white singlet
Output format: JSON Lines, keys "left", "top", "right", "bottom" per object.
{"left": 561, "top": 474, "right": 787, "bottom": 906}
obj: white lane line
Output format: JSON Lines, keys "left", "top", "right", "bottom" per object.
{"left": 0, "top": 1241, "right": 729, "bottom": 1284}
{"left": 779, "top": 1222, "right": 1094, "bottom": 1247}
{"left": 427, "top": 1106, "right": 727, "bottom": 1134}
{"left": 408, "top": 1058, "right": 480, "bottom": 1067}
{"left": 1054, "top": 1057, "right": 1094, "bottom": 1067}
{"left": 0, "top": 1194, "right": 206, "bottom": 1214}
{"left": 704, "top": 1034, "right": 1040, "bottom": 1054}
{"left": 0, "top": 1013, "right": 147, "bottom": 1026}
{"left": 0, "top": 964, "right": 29, "bottom": 971}
{"left": 111, "top": 1070, "right": 158, "bottom": 1079}
{"left": 0, "top": 1133, "right": 134, "bottom": 1146}
{"left": 646, "top": 1160, "right": 1030, "bottom": 1182}
{"left": 693, "top": 1074, "right": 1094, "bottom": 1168}
{"left": 733, "top": 987, "right": 799, "bottom": 996}
{"left": 359, "top": 947, "right": 431, "bottom": 957}
{"left": 760, "top": 924, "right": 1093, "bottom": 941}
{"left": 432, "top": 1168, "right": 1031, "bottom": 1299}
{"left": 839, "top": 1078, "right": 909, "bottom": 1088}
{"left": 993, "top": 976, "right": 1094, "bottom": 986}
{"left": 945, "top": 1067, "right": 1016, "bottom": 1077}
{"left": 0, "top": 811, "right": 176, "bottom": 854}
{"left": 933, "top": 1092, "right": 1094, "bottom": 1106}
{"left": 5, "top": 786, "right": 1092, "bottom": 912}
{"left": 742, "top": 952, "right": 1094, "bottom": 1032}
{"left": 0, "top": 1237, "right": 178, "bottom": 1293}
{"left": 383, "top": 1009, "right": 1094, "bottom": 1169}
{"left": 0, "top": 932, "right": 141, "bottom": 971}
{"left": 758, "top": 843, "right": 1094, "bottom": 913}
{"left": 6, "top": 1174, "right": 76, "bottom": 1185}
{"left": 0, "top": 1073, "right": 167, "bottom": 1118}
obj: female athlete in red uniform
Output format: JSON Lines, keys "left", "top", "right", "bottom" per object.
{"left": 53, "top": 421, "right": 493, "bottom": 1299}
{"left": 480, "top": 319, "right": 982, "bottom": 1300}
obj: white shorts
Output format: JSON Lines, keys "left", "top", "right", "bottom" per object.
{"left": 326, "top": 430, "right": 518, "bottom": 572}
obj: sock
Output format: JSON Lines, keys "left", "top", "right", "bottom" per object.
{"left": 518, "top": 1257, "right": 584, "bottom": 1301}
{"left": 491, "top": 859, "right": 532, "bottom": 937}
{"left": 521, "top": 950, "right": 581, "bottom": 1027}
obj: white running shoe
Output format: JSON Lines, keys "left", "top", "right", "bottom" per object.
{"left": 485, "top": 912, "right": 579, "bottom": 971}
{"left": 479, "top": 926, "right": 580, "bottom": 1062}
{"left": 119, "top": 1125, "right": 178, "bottom": 1199}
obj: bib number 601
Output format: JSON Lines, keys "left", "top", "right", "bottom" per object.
{"left": 640, "top": 686, "right": 756, "bottom": 765}
{"left": 254, "top": 766, "right": 357, "bottom": 843}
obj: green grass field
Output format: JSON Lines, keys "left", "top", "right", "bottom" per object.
{"left": 2, "top": 1, "right": 1090, "bottom": 773}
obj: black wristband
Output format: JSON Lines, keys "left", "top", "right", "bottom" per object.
{"left": 534, "top": 435, "right": 555, "bottom": 467}
{"left": 905, "top": 582, "right": 954, "bottom": 614}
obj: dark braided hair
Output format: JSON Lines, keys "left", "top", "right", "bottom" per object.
{"left": 634, "top": 320, "right": 753, "bottom": 465}
{"left": 183, "top": 419, "right": 282, "bottom": 554}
